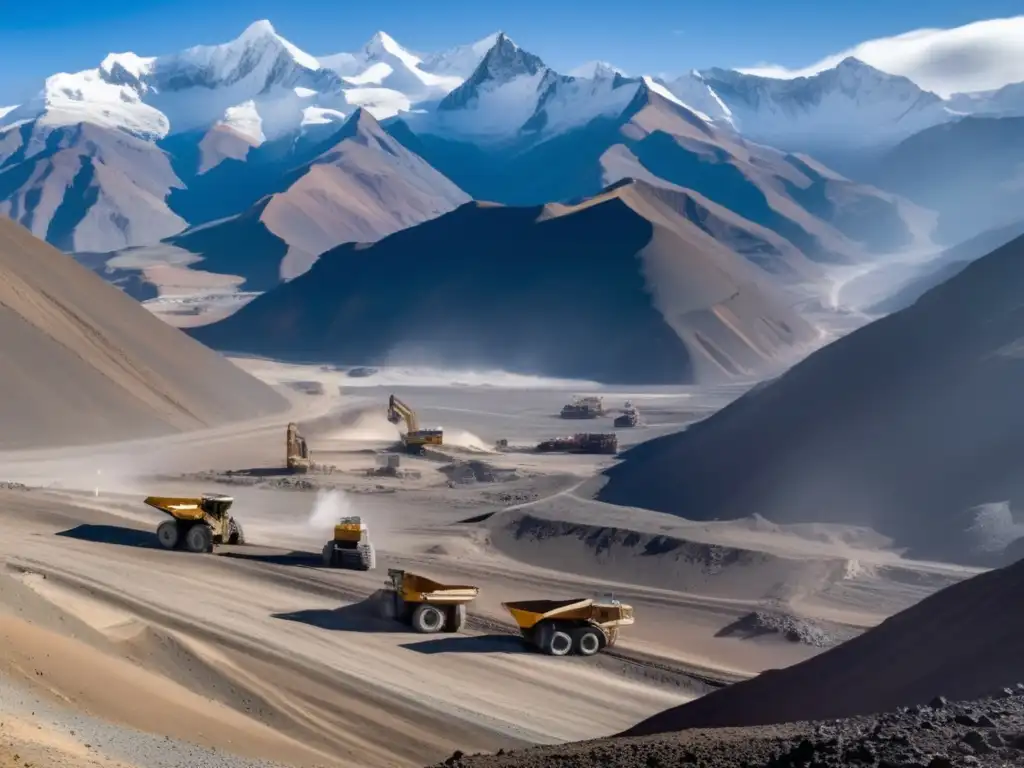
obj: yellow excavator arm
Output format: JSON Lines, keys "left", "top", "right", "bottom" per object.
{"left": 387, "top": 395, "right": 420, "bottom": 433}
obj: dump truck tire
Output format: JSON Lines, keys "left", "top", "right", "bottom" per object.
{"left": 545, "top": 629, "right": 573, "bottom": 656}
{"left": 184, "top": 524, "right": 213, "bottom": 553}
{"left": 156, "top": 521, "right": 179, "bottom": 550}
{"left": 321, "top": 542, "right": 335, "bottom": 567}
{"left": 571, "top": 626, "right": 603, "bottom": 656}
{"left": 445, "top": 603, "right": 466, "bottom": 633}
{"left": 411, "top": 603, "right": 446, "bottom": 633}
{"left": 227, "top": 519, "right": 246, "bottom": 545}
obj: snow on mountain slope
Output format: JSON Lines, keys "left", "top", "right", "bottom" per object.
{"left": 409, "top": 34, "right": 645, "bottom": 142}
{"left": 947, "top": 81, "right": 1024, "bottom": 118}
{"left": 0, "top": 20, "right": 343, "bottom": 143}
{"left": 0, "top": 122, "right": 187, "bottom": 252}
{"left": 568, "top": 61, "right": 625, "bottom": 79}
{"left": 696, "top": 58, "right": 956, "bottom": 154}
{"left": 318, "top": 31, "right": 464, "bottom": 108}
{"left": 416, "top": 33, "right": 501, "bottom": 80}
{"left": 654, "top": 71, "right": 734, "bottom": 126}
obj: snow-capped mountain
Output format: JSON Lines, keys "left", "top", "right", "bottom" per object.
{"left": 688, "top": 58, "right": 957, "bottom": 154}
{"left": 0, "top": 17, "right": 1019, "bottom": 260}
{"left": 407, "top": 34, "right": 644, "bottom": 142}
{"left": 947, "top": 81, "right": 1024, "bottom": 118}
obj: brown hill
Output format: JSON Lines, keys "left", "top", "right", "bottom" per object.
{"left": 0, "top": 122, "right": 187, "bottom": 253}
{"left": 191, "top": 178, "right": 818, "bottom": 384}
{"left": 94, "top": 109, "right": 469, "bottom": 296}
{"left": 625, "top": 554, "right": 1024, "bottom": 735}
{"left": 0, "top": 218, "right": 285, "bottom": 448}
{"left": 598, "top": 232, "right": 1024, "bottom": 564}
{"left": 394, "top": 85, "right": 929, "bottom": 264}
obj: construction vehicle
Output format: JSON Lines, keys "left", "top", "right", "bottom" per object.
{"left": 504, "top": 597, "right": 634, "bottom": 656}
{"left": 614, "top": 400, "right": 641, "bottom": 428}
{"left": 560, "top": 396, "right": 606, "bottom": 419}
{"left": 144, "top": 494, "right": 246, "bottom": 553}
{"left": 287, "top": 422, "right": 312, "bottom": 472}
{"left": 377, "top": 569, "right": 479, "bottom": 632}
{"left": 386, "top": 394, "right": 443, "bottom": 455}
{"left": 536, "top": 433, "right": 618, "bottom": 455}
{"left": 321, "top": 516, "right": 376, "bottom": 570}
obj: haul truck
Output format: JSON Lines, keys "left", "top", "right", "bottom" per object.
{"left": 377, "top": 569, "right": 479, "bottom": 632}
{"left": 144, "top": 494, "right": 246, "bottom": 553}
{"left": 504, "top": 597, "right": 634, "bottom": 656}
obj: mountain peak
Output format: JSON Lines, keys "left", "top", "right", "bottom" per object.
{"left": 475, "top": 32, "right": 544, "bottom": 81}
{"left": 436, "top": 33, "right": 547, "bottom": 112}
{"left": 238, "top": 19, "right": 278, "bottom": 42}
{"left": 363, "top": 30, "right": 405, "bottom": 57}
{"left": 569, "top": 60, "right": 625, "bottom": 80}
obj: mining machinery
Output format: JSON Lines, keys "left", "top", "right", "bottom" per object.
{"left": 386, "top": 394, "right": 443, "bottom": 455}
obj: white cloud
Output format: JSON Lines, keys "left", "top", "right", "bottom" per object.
{"left": 737, "top": 15, "right": 1024, "bottom": 97}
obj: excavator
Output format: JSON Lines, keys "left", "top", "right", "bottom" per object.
{"left": 386, "top": 395, "right": 443, "bottom": 455}
{"left": 286, "top": 422, "right": 312, "bottom": 472}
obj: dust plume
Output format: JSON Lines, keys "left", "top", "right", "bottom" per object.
{"left": 307, "top": 489, "right": 353, "bottom": 530}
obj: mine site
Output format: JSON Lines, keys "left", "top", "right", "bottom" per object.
{"left": 3, "top": 6, "right": 1024, "bottom": 768}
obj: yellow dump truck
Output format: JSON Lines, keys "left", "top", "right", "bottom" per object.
{"left": 143, "top": 494, "right": 246, "bottom": 553}
{"left": 504, "top": 597, "right": 634, "bottom": 656}
{"left": 321, "top": 516, "right": 376, "bottom": 570}
{"left": 378, "top": 569, "right": 479, "bottom": 633}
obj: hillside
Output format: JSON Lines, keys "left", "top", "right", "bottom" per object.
{"left": 598, "top": 231, "right": 1024, "bottom": 565}
{"left": 0, "top": 218, "right": 285, "bottom": 448}
{"left": 625, "top": 554, "right": 1024, "bottom": 735}
{"left": 395, "top": 73, "right": 928, "bottom": 263}
{"left": 191, "top": 179, "right": 818, "bottom": 384}
{"left": 92, "top": 109, "right": 468, "bottom": 307}
{"left": 868, "top": 116, "right": 1024, "bottom": 244}
{"left": 871, "top": 219, "right": 1024, "bottom": 314}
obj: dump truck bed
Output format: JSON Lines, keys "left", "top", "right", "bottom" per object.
{"left": 143, "top": 496, "right": 206, "bottom": 521}
{"left": 393, "top": 571, "right": 479, "bottom": 603}
{"left": 503, "top": 598, "right": 596, "bottom": 629}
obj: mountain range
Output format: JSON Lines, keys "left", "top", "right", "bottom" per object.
{"left": 1, "top": 19, "right": 1021, "bottom": 375}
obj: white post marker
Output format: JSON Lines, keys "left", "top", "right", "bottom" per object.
{"left": 95, "top": 469, "right": 101, "bottom": 497}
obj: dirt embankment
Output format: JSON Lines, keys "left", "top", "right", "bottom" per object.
{"left": 598, "top": 232, "right": 1024, "bottom": 567}
{"left": 0, "top": 217, "right": 286, "bottom": 449}
{"left": 624, "top": 554, "right": 1024, "bottom": 737}
{"left": 488, "top": 511, "right": 851, "bottom": 604}
{"left": 430, "top": 691, "right": 1024, "bottom": 768}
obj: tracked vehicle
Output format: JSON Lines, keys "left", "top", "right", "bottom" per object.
{"left": 322, "top": 516, "right": 376, "bottom": 570}
{"left": 387, "top": 394, "right": 443, "bottom": 455}
{"left": 144, "top": 494, "right": 246, "bottom": 553}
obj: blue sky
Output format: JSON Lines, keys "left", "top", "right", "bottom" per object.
{"left": 0, "top": 0, "right": 1020, "bottom": 103}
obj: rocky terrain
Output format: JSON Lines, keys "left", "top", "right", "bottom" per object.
{"left": 431, "top": 692, "right": 1024, "bottom": 768}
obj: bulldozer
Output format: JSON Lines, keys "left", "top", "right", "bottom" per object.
{"left": 504, "top": 596, "right": 634, "bottom": 656}
{"left": 377, "top": 569, "right": 479, "bottom": 632}
{"left": 386, "top": 394, "right": 443, "bottom": 455}
{"left": 321, "top": 516, "right": 376, "bottom": 570}
{"left": 144, "top": 494, "right": 246, "bottom": 553}
{"left": 287, "top": 422, "right": 312, "bottom": 472}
